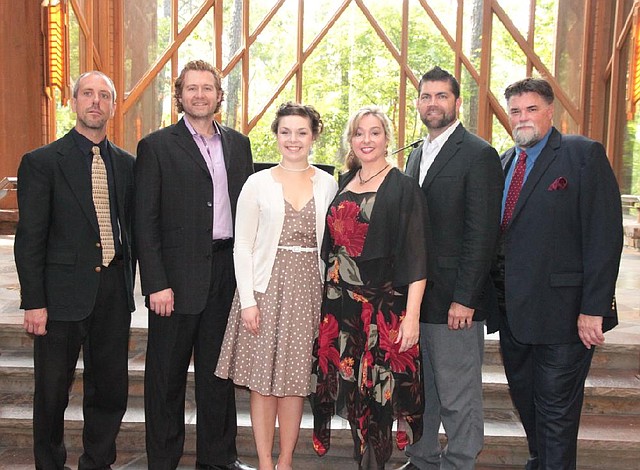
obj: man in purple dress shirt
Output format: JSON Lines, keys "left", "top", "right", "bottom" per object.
{"left": 135, "top": 60, "right": 254, "bottom": 470}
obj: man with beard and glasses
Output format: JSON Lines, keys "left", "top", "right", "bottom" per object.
{"left": 15, "top": 71, "right": 136, "bottom": 469}
{"left": 489, "top": 77, "right": 622, "bottom": 470}
{"left": 400, "top": 66, "right": 504, "bottom": 470}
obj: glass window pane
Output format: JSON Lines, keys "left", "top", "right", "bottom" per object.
{"left": 248, "top": 1, "right": 297, "bottom": 118}
{"left": 407, "top": 2, "right": 455, "bottom": 77}
{"left": 123, "top": 62, "right": 172, "bottom": 154}
{"left": 222, "top": 0, "right": 244, "bottom": 62}
{"left": 462, "top": 0, "right": 484, "bottom": 73}
{"left": 490, "top": 14, "right": 527, "bottom": 104}
{"left": 124, "top": 0, "right": 171, "bottom": 93}
{"left": 550, "top": 0, "right": 584, "bottom": 105}
{"left": 178, "top": 8, "right": 215, "bottom": 68}
{"left": 303, "top": 0, "right": 345, "bottom": 50}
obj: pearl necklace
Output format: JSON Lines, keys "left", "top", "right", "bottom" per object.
{"left": 278, "top": 162, "right": 311, "bottom": 172}
{"left": 358, "top": 164, "right": 389, "bottom": 185}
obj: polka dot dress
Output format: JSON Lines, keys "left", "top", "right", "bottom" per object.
{"left": 215, "top": 198, "right": 322, "bottom": 397}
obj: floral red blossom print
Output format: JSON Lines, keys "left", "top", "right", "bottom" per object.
{"left": 377, "top": 311, "right": 418, "bottom": 373}
{"left": 317, "top": 314, "right": 340, "bottom": 374}
{"left": 327, "top": 201, "right": 368, "bottom": 257}
{"left": 361, "top": 301, "right": 373, "bottom": 338}
{"left": 312, "top": 433, "right": 327, "bottom": 455}
{"left": 396, "top": 430, "right": 408, "bottom": 450}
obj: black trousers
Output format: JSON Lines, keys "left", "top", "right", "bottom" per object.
{"left": 499, "top": 318, "right": 594, "bottom": 470}
{"left": 144, "top": 246, "right": 237, "bottom": 470}
{"left": 33, "top": 263, "right": 131, "bottom": 470}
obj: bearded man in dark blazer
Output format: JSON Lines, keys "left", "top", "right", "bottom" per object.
{"left": 15, "top": 71, "right": 136, "bottom": 470}
{"left": 135, "top": 60, "right": 254, "bottom": 470}
{"left": 490, "top": 77, "right": 623, "bottom": 470}
{"left": 400, "top": 66, "right": 504, "bottom": 470}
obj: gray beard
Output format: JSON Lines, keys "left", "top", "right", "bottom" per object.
{"left": 513, "top": 128, "right": 540, "bottom": 148}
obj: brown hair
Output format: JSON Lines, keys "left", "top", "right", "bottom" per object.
{"left": 270, "top": 101, "right": 323, "bottom": 137}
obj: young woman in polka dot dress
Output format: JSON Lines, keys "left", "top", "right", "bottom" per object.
{"left": 215, "top": 102, "right": 338, "bottom": 470}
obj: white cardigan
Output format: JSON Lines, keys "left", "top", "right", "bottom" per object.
{"left": 233, "top": 166, "right": 338, "bottom": 309}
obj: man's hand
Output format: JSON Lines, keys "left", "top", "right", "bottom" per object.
{"left": 448, "top": 302, "right": 475, "bottom": 330}
{"left": 241, "top": 306, "right": 260, "bottom": 336}
{"left": 577, "top": 314, "right": 605, "bottom": 349}
{"left": 24, "top": 308, "right": 48, "bottom": 336}
{"left": 150, "top": 288, "right": 174, "bottom": 316}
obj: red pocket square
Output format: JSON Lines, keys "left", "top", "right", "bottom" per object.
{"left": 548, "top": 177, "right": 568, "bottom": 191}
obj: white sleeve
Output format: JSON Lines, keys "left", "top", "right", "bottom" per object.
{"left": 233, "top": 178, "right": 259, "bottom": 309}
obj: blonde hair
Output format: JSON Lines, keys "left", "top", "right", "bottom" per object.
{"left": 343, "top": 106, "right": 394, "bottom": 171}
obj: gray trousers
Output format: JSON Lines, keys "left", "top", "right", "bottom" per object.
{"left": 406, "top": 321, "right": 484, "bottom": 470}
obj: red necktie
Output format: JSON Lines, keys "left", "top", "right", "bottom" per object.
{"left": 501, "top": 150, "right": 527, "bottom": 231}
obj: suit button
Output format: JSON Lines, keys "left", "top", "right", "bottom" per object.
{"left": 206, "top": 201, "right": 213, "bottom": 207}
{"left": 95, "top": 266, "right": 102, "bottom": 273}
{"left": 96, "top": 242, "right": 101, "bottom": 248}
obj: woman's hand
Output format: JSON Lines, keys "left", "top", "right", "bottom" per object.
{"left": 396, "top": 312, "right": 419, "bottom": 353}
{"left": 241, "top": 306, "right": 261, "bottom": 336}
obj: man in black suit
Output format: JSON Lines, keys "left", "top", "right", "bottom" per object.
{"left": 492, "top": 78, "right": 622, "bottom": 470}
{"left": 401, "top": 67, "right": 504, "bottom": 470}
{"left": 15, "top": 71, "right": 136, "bottom": 470}
{"left": 135, "top": 60, "right": 254, "bottom": 470}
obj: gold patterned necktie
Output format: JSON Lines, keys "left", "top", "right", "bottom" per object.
{"left": 91, "top": 146, "right": 115, "bottom": 266}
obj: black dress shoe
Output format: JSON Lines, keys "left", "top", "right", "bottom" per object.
{"left": 394, "top": 461, "right": 420, "bottom": 470}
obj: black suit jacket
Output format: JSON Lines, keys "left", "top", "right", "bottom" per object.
{"left": 15, "top": 131, "right": 136, "bottom": 320}
{"left": 405, "top": 124, "right": 504, "bottom": 324}
{"left": 491, "top": 128, "right": 622, "bottom": 343}
{"left": 135, "top": 118, "right": 253, "bottom": 315}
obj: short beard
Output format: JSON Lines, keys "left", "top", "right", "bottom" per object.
{"left": 421, "top": 110, "right": 455, "bottom": 132}
{"left": 512, "top": 126, "right": 541, "bottom": 148}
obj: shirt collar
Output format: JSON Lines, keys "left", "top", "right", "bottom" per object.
{"left": 426, "top": 120, "right": 460, "bottom": 148}
{"left": 515, "top": 127, "right": 553, "bottom": 160}
{"left": 70, "top": 127, "right": 108, "bottom": 156}
{"left": 183, "top": 115, "right": 220, "bottom": 138}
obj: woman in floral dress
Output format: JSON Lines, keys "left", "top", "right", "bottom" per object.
{"left": 310, "top": 106, "right": 428, "bottom": 469}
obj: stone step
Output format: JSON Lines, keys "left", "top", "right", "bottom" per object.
{"left": 2, "top": 346, "right": 638, "bottom": 419}
{"left": 1, "top": 395, "right": 638, "bottom": 470}
{"left": 3, "top": 324, "right": 638, "bottom": 373}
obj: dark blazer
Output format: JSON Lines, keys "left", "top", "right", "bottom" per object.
{"left": 492, "top": 128, "right": 622, "bottom": 344}
{"left": 135, "top": 118, "right": 253, "bottom": 315}
{"left": 14, "top": 131, "right": 136, "bottom": 320}
{"left": 405, "top": 124, "right": 504, "bottom": 324}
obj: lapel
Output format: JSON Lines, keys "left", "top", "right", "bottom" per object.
{"left": 56, "top": 132, "right": 100, "bottom": 235}
{"left": 509, "top": 128, "right": 561, "bottom": 225}
{"left": 501, "top": 147, "right": 517, "bottom": 173}
{"left": 421, "top": 123, "right": 465, "bottom": 190}
{"left": 405, "top": 145, "right": 422, "bottom": 179}
{"left": 218, "top": 124, "right": 232, "bottom": 170}
{"left": 173, "top": 118, "right": 211, "bottom": 177}
{"left": 107, "top": 142, "right": 128, "bottom": 231}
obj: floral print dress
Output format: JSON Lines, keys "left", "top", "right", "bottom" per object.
{"left": 310, "top": 189, "right": 424, "bottom": 468}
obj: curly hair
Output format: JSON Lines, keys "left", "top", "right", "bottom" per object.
{"left": 270, "top": 101, "right": 324, "bottom": 137}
